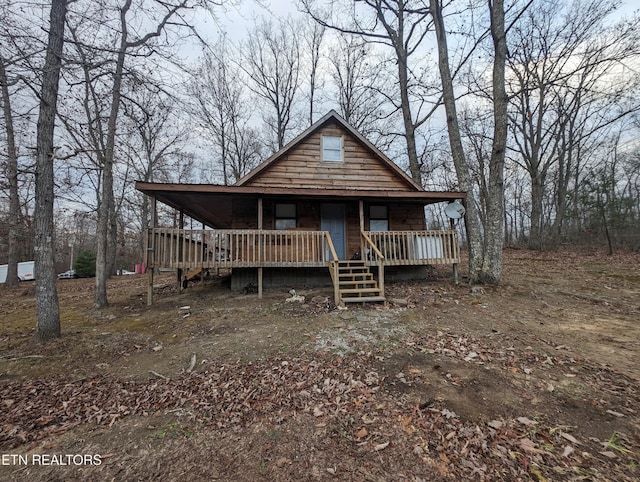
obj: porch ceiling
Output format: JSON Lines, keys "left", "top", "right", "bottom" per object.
{"left": 135, "top": 182, "right": 466, "bottom": 228}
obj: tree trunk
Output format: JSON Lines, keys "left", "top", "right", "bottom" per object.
{"left": 34, "top": 0, "right": 66, "bottom": 342}
{"left": 396, "top": 53, "right": 422, "bottom": 185}
{"left": 0, "top": 57, "right": 20, "bottom": 288}
{"left": 430, "top": 0, "right": 485, "bottom": 281}
{"left": 480, "top": 0, "right": 507, "bottom": 284}
{"left": 95, "top": 0, "right": 131, "bottom": 308}
{"left": 528, "top": 175, "right": 545, "bottom": 250}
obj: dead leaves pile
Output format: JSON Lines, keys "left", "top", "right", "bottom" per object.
{"left": 1, "top": 349, "right": 638, "bottom": 480}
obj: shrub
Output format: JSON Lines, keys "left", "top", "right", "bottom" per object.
{"left": 74, "top": 250, "right": 96, "bottom": 277}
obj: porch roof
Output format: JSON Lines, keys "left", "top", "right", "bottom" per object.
{"left": 135, "top": 181, "right": 466, "bottom": 228}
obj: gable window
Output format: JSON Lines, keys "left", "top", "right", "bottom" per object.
{"left": 322, "top": 135, "right": 343, "bottom": 162}
{"left": 369, "top": 205, "right": 389, "bottom": 231}
{"left": 275, "top": 203, "right": 296, "bottom": 230}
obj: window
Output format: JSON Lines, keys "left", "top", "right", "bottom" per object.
{"left": 322, "top": 135, "right": 343, "bottom": 162}
{"left": 275, "top": 203, "right": 296, "bottom": 230}
{"left": 369, "top": 205, "right": 389, "bottom": 231}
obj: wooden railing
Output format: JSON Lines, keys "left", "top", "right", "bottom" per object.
{"left": 362, "top": 230, "right": 459, "bottom": 265}
{"left": 146, "top": 228, "right": 336, "bottom": 269}
{"left": 146, "top": 228, "right": 460, "bottom": 270}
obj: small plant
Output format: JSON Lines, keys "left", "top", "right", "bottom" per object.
{"left": 604, "top": 432, "right": 632, "bottom": 455}
{"left": 154, "top": 422, "right": 194, "bottom": 439}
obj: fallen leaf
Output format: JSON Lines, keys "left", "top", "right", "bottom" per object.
{"left": 605, "top": 410, "right": 624, "bottom": 418}
{"left": 356, "top": 427, "right": 368, "bottom": 438}
{"left": 599, "top": 451, "right": 617, "bottom": 459}
{"left": 488, "top": 420, "right": 503, "bottom": 430}
{"left": 516, "top": 417, "right": 538, "bottom": 426}
{"left": 560, "top": 432, "right": 579, "bottom": 444}
{"left": 562, "top": 445, "right": 574, "bottom": 457}
{"left": 374, "top": 441, "right": 389, "bottom": 451}
{"left": 518, "top": 438, "right": 545, "bottom": 454}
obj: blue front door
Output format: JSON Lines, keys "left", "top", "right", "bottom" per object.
{"left": 321, "top": 203, "right": 346, "bottom": 259}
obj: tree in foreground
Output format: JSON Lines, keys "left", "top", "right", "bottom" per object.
{"left": 34, "top": 0, "right": 67, "bottom": 342}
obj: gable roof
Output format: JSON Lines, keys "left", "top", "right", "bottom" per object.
{"left": 236, "top": 110, "right": 423, "bottom": 191}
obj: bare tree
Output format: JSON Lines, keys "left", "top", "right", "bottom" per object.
{"left": 506, "top": 0, "right": 640, "bottom": 249}
{"left": 303, "top": 18, "right": 325, "bottom": 125}
{"left": 302, "top": 0, "right": 437, "bottom": 185}
{"left": 242, "top": 17, "right": 302, "bottom": 152}
{"left": 0, "top": 1, "right": 39, "bottom": 288}
{"left": 329, "top": 33, "right": 386, "bottom": 138}
{"left": 121, "top": 82, "right": 189, "bottom": 255}
{"left": 430, "top": 0, "right": 510, "bottom": 284}
{"left": 62, "top": 0, "right": 219, "bottom": 308}
{"left": 0, "top": 55, "right": 20, "bottom": 288}
{"left": 34, "top": 0, "right": 67, "bottom": 341}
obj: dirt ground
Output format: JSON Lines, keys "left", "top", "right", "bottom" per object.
{"left": 1, "top": 249, "right": 639, "bottom": 481}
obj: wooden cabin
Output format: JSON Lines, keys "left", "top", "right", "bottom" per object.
{"left": 136, "top": 111, "right": 465, "bottom": 306}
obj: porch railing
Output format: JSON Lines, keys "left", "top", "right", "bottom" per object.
{"left": 362, "top": 230, "right": 460, "bottom": 265}
{"left": 146, "top": 228, "right": 335, "bottom": 269}
{"left": 146, "top": 228, "right": 460, "bottom": 270}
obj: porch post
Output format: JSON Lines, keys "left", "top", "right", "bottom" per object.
{"left": 257, "top": 197, "right": 263, "bottom": 299}
{"left": 358, "top": 200, "right": 365, "bottom": 258}
{"left": 147, "top": 195, "right": 157, "bottom": 306}
{"left": 178, "top": 210, "right": 184, "bottom": 293}
{"left": 201, "top": 222, "right": 205, "bottom": 283}
{"left": 450, "top": 217, "right": 459, "bottom": 284}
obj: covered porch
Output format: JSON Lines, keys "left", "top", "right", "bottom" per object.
{"left": 136, "top": 182, "right": 465, "bottom": 306}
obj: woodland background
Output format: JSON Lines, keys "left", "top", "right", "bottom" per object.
{"left": 1, "top": 0, "right": 639, "bottom": 278}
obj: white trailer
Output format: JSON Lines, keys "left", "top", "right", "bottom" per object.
{"left": 0, "top": 261, "right": 36, "bottom": 283}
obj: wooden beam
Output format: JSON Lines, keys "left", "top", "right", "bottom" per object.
{"left": 258, "top": 267, "right": 263, "bottom": 299}
{"left": 178, "top": 210, "right": 184, "bottom": 293}
{"left": 359, "top": 200, "right": 365, "bottom": 258}
{"left": 257, "top": 197, "right": 263, "bottom": 229}
{"left": 147, "top": 194, "right": 157, "bottom": 306}
{"left": 450, "top": 218, "right": 459, "bottom": 284}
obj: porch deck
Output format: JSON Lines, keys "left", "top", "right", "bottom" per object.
{"left": 144, "top": 228, "right": 459, "bottom": 306}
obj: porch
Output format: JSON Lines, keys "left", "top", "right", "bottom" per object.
{"left": 144, "top": 227, "right": 460, "bottom": 306}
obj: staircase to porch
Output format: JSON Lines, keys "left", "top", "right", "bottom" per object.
{"left": 334, "top": 260, "right": 385, "bottom": 306}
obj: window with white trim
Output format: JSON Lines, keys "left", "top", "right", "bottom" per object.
{"left": 322, "top": 135, "right": 343, "bottom": 162}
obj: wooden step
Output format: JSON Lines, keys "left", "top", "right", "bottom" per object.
{"left": 337, "top": 260, "right": 366, "bottom": 266}
{"left": 342, "top": 296, "right": 386, "bottom": 303}
{"left": 339, "top": 287, "right": 382, "bottom": 295}
{"left": 338, "top": 279, "right": 377, "bottom": 286}
{"left": 338, "top": 266, "right": 369, "bottom": 273}
{"left": 331, "top": 261, "right": 385, "bottom": 306}
{"left": 338, "top": 273, "right": 374, "bottom": 281}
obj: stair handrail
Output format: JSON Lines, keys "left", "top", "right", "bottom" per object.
{"left": 361, "top": 232, "right": 385, "bottom": 261}
{"left": 361, "top": 232, "right": 385, "bottom": 299}
{"left": 323, "top": 231, "right": 339, "bottom": 262}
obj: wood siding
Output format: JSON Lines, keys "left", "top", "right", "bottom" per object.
{"left": 244, "top": 122, "right": 411, "bottom": 191}
{"left": 229, "top": 199, "right": 426, "bottom": 259}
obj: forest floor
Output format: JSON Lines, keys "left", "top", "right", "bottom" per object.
{"left": 1, "top": 249, "right": 639, "bottom": 481}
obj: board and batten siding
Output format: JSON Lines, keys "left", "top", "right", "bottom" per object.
{"left": 244, "top": 122, "right": 410, "bottom": 191}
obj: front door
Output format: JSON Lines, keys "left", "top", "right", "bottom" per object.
{"left": 321, "top": 203, "right": 346, "bottom": 260}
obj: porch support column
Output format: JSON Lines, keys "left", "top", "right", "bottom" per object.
{"left": 147, "top": 194, "right": 157, "bottom": 306}
{"left": 358, "top": 200, "right": 365, "bottom": 258}
{"left": 257, "top": 197, "right": 263, "bottom": 299}
{"left": 450, "top": 217, "right": 459, "bottom": 285}
{"left": 178, "top": 210, "right": 184, "bottom": 293}
{"left": 201, "top": 222, "right": 205, "bottom": 283}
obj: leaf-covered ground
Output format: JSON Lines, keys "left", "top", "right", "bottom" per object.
{"left": 1, "top": 249, "right": 639, "bottom": 481}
